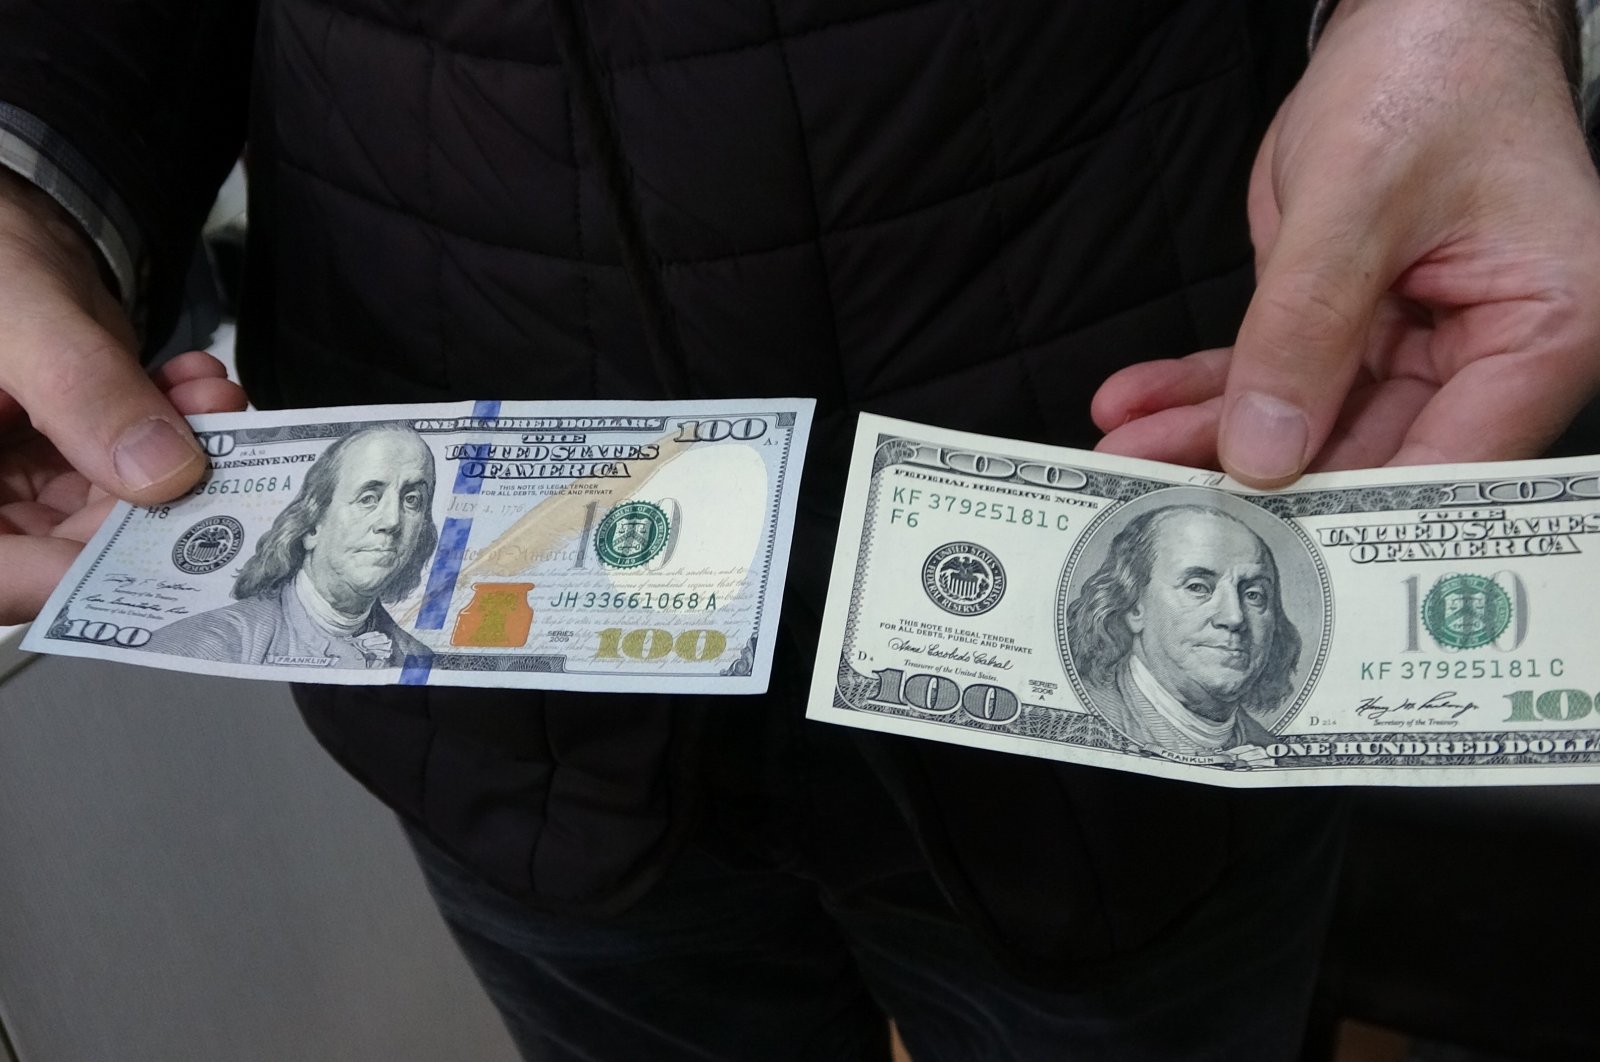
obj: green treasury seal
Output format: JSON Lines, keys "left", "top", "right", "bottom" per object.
{"left": 595, "top": 501, "right": 671, "bottom": 569}
{"left": 1421, "top": 573, "right": 1512, "bottom": 650}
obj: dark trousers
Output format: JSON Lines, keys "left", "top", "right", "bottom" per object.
{"left": 405, "top": 707, "right": 1345, "bottom": 1062}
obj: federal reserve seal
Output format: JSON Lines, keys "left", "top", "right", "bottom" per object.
{"left": 1422, "top": 573, "right": 1512, "bottom": 650}
{"left": 172, "top": 516, "right": 245, "bottom": 575}
{"left": 922, "top": 542, "right": 1007, "bottom": 616}
{"left": 594, "top": 501, "right": 672, "bottom": 569}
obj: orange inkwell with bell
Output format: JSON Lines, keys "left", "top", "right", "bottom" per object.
{"left": 451, "top": 582, "right": 536, "bottom": 647}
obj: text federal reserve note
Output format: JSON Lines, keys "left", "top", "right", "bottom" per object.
{"left": 27, "top": 398, "right": 812, "bottom": 693}
{"left": 808, "top": 414, "right": 1600, "bottom": 786}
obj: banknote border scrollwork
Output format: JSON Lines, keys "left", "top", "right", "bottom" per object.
{"left": 720, "top": 636, "right": 757, "bottom": 676}
{"left": 47, "top": 504, "right": 144, "bottom": 639}
{"left": 428, "top": 653, "right": 567, "bottom": 673}
{"left": 841, "top": 436, "right": 908, "bottom": 659}
{"left": 44, "top": 604, "right": 72, "bottom": 640}
{"left": 746, "top": 412, "right": 793, "bottom": 653}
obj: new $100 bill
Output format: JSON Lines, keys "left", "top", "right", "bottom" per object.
{"left": 27, "top": 398, "right": 813, "bottom": 693}
{"left": 809, "top": 414, "right": 1600, "bottom": 786}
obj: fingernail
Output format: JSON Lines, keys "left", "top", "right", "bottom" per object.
{"left": 114, "top": 418, "right": 200, "bottom": 490}
{"left": 1222, "top": 392, "right": 1308, "bottom": 483}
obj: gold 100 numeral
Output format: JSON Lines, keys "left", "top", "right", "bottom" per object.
{"left": 595, "top": 627, "right": 727, "bottom": 662}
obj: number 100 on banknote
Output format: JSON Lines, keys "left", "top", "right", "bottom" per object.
{"left": 29, "top": 398, "right": 814, "bottom": 693}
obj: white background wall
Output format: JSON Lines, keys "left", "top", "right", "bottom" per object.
{"left": 0, "top": 654, "right": 519, "bottom": 1062}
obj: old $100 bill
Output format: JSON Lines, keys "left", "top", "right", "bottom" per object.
{"left": 808, "top": 414, "right": 1600, "bottom": 786}
{"left": 27, "top": 398, "right": 812, "bottom": 693}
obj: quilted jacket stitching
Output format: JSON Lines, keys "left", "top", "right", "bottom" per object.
{"left": 762, "top": 0, "right": 849, "bottom": 406}
{"left": 1142, "top": 105, "right": 1204, "bottom": 352}
{"left": 275, "top": 154, "right": 596, "bottom": 262}
{"left": 293, "top": 0, "right": 553, "bottom": 67}
{"left": 568, "top": 0, "right": 697, "bottom": 397}
{"left": 606, "top": 0, "right": 956, "bottom": 73}
{"left": 274, "top": 62, "right": 1247, "bottom": 271}
{"left": 423, "top": 28, "right": 450, "bottom": 398}
{"left": 849, "top": 258, "right": 1252, "bottom": 401}
{"left": 956, "top": 0, "right": 1035, "bottom": 403}
{"left": 563, "top": 88, "right": 599, "bottom": 393}
{"left": 280, "top": 8, "right": 413, "bottom": 209}
{"left": 292, "top": 0, "right": 954, "bottom": 72}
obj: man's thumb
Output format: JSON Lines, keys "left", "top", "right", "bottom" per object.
{"left": 1219, "top": 218, "right": 1388, "bottom": 488}
{"left": 0, "top": 169, "right": 208, "bottom": 505}
{"left": 3, "top": 309, "right": 207, "bottom": 505}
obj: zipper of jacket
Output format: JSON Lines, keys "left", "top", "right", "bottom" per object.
{"left": 547, "top": 0, "right": 697, "bottom": 400}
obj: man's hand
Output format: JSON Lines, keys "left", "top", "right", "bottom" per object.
{"left": 1092, "top": 0, "right": 1600, "bottom": 487}
{"left": 0, "top": 168, "right": 246, "bottom": 623}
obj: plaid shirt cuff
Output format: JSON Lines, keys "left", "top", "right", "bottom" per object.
{"left": 1582, "top": 0, "right": 1600, "bottom": 118}
{"left": 1307, "top": 0, "right": 1338, "bottom": 51}
{"left": 1313, "top": 1, "right": 1600, "bottom": 126}
{"left": 0, "top": 101, "right": 143, "bottom": 323}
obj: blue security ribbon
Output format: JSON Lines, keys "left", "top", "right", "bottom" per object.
{"left": 415, "top": 400, "right": 501, "bottom": 631}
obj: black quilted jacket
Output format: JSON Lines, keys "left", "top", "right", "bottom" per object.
{"left": 1, "top": 0, "right": 1338, "bottom": 980}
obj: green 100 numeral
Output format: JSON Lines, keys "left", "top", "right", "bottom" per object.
{"left": 596, "top": 627, "right": 727, "bottom": 662}
{"left": 1504, "top": 689, "right": 1598, "bottom": 722}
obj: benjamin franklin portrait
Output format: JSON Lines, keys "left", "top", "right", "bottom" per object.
{"left": 1061, "top": 493, "right": 1323, "bottom": 756}
{"left": 144, "top": 425, "right": 439, "bottom": 669}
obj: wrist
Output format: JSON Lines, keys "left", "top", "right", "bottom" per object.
{"left": 1319, "top": 0, "right": 1579, "bottom": 90}
{"left": 1312, "top": 0, "right": 1583, "bottom": 134}
{"left": 0, "top": 166, "right": 123, "bottom": 319}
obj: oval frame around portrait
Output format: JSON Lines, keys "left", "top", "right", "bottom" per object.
{"left": 1055, "top": 486, "right": 1332, "bottom": 738}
